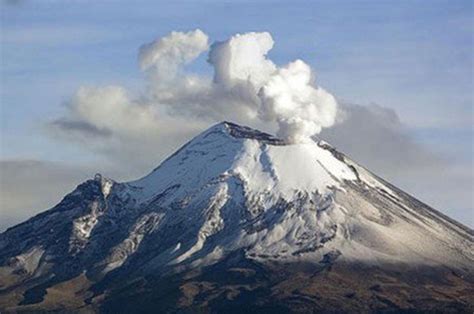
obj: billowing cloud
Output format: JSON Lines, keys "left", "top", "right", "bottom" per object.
{"left": 207, "top": 32, "right": 338, "bottom": 142}
{"left": 52, "top": 30, "right": 339, "bottom": 148}
{"left": 138, "top": 29, "right": 209, "bottom": 76}
{"left": 209, "top": 32, "right": 276, "bottom": 88}
{"left": 259, "top": 60, "right": 338, "bottom": 143}
{"left": 67, "top": 86, "right": 160, "bottom": 136}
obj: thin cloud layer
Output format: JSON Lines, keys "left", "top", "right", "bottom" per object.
{"left": 320, "top": 103, "right": 441, "bottom": 175}
{"left": 0, "top": 160, "right": 92, "bottom": 232}
{"left": 320, "top": 103, "right": 473, "bottom": 226}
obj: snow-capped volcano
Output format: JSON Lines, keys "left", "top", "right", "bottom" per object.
{"left": 1, "top": 122, "right": 473, "bottom": 312}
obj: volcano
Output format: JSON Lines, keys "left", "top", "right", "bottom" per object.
{"left": 0, "top": 122, "right": 472, "bottom": 313}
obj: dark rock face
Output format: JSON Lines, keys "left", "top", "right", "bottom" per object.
{"left": 99, "top": 255, "right": 474, "bottom": 314}
{"left": 224, "top": 121, "right": 286, "bottom": 145}
{"left": 0, "top": 122, "right": 473, "bottom": 313}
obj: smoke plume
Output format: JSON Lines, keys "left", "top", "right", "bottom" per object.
{"left": 259, "top": 60, "right": 337, "bottom": 143}
{"left": 53, "top": 29, "right": 339, "bottom": 145}
{"left": 139, "top": 29, "right": 209, "bottom": 76}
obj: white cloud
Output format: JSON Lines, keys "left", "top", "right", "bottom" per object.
{"left": 139, "top": 29, "right": 209, "bottom": 76}
{"left": 69, "top": 85, "right": 160, "bottom": 137}
{"left": 209, "top": 32, "right": 276, "bottom": 89}
{"left": 52, "top": 30, "right": 339, "bottom": 149}
{"left": 259, "top": 60, "right": 338, "bottom": 143}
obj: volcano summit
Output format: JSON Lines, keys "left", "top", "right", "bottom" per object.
{"left": 0, "top": 122, "right": 472, "bottom": 313}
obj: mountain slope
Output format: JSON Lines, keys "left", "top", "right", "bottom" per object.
{"left": 0, "top": 121, "right": 473, "bottom": 313}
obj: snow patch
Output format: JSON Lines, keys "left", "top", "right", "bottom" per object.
{"left": 71, "top": 201, "right": 102, "bottom": 242}
{"left": 95, "top": 173, "right": 114, "bottom": 199}
{"left": 172, "top": 183, "right": 229, "bottom": 264}
{"left": 8, "top": 246, "right": 44, "bottom": 275}
{"left": 103, "top": 212, "right": 163, "bottom": 273}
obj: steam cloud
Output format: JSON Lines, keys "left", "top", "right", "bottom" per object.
{"left": 259, "top": 60, "right": 337, "bottom": 143}
{"left": 53, "top": 29, "right": 339, "bottom": 144}
{"left": 139, "top": 29, "right": 209, "bottom": 76}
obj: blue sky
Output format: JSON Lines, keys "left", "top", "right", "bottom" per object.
{"left": 0, "top": 0, "right": 472, "bottom": 228}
